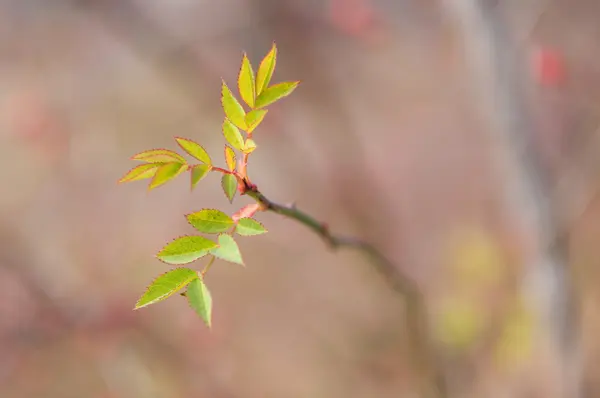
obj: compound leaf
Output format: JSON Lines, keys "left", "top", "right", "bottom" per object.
{"left": 132, "top": 149, "right": 185, "bottom": 164}
{"left": 221, "top": 80, "right": 247, "bottom": 130}
{"left": 190, "top": 164, "right": 211, "bottom": 190}
{"left": 149, "top": 162, "right": 187, "bottom": 190}
{"left": 119, "top": 163, "right": 161, "bottom": 183}
{"left": 210, "top": 234, "right": 244, "bottom": 265}
{"left": 175, "top": 137, "right": 212, "bottom": 165}
{"left": 224, "top": 146, "right": 236, "bottom": 171}
{"left": 236, "top": 218, "right": 267, "bottom": 236}
{"left": 238, "top": 53, "right": 256, "bottom": 108}
{"left": 135, "top": 267, "right": 198, "bottom": 309}
{"left": 157, "top": 236, "right": 218, "bottom": 265}
{"left": 187, "top": 209, "right": 235, "bottom": 234}
{"left": 255, "top": 81, "right": 299, "bottom": 109}
{"left": 221, "top": 174, "right": 237, "bottom": 203}
{"left": 245, "top": 109, "right": 267, "bottom": 134}
{"left": 187, "top": 278, "right": 212, "bottom": 327}
{"left": 223, "top": 119, "right": 245, "bottom": 151}
{"left": 256, "top": 43, "right": 277, "bottom": 96}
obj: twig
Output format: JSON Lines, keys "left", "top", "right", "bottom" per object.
{"left": 244, "top": 186, "right": 447, "bottom": 398}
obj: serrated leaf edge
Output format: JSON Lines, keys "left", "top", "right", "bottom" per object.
{"left": 235, "top": 217, "right": 268, "bottom": 236}
{"left": 155, "top": 235, "right": 219, "bottom": 265}
{"left": 185, "top": 208, "right": 235, "bottom": 232}
{"left": 174, "top": 136, "right": 212, "bottom": 165}
{"left": 134, "top": 267, "right": 199, "bottom": 309}
{"left": 132, "top": 148, "right": 186, "bottom": 163}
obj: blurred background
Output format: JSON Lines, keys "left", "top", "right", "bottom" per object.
{"left": 1, "top": 0, "right": 600, "bottom": 397}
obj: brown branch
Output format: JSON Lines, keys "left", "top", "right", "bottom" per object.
{"left": 243, "top": 186, "right": 447, "bottom": 398}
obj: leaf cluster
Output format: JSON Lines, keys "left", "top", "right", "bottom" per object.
{"left": 119, "top": 43, "right": 298, "bottom": 327}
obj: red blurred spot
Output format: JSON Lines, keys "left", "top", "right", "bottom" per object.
{"left": 329, "top": 0, "right": 378, "bottom": 38}
{"left": 533, "top": 47, "right": 566, "bottom": 87}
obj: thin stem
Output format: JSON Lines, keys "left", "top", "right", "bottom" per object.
{"left": 244, "top": 187, "right": 446, "bottom": 398}
{"left": 210, "top": 166, "right": 246, "bottom": 187}
{"left": 201, "top": 256, "right": 216, "bottom": 277}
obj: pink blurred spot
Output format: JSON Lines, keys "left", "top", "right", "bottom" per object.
{"left": 533, "top": 47, "right": 567, "bottom": 87}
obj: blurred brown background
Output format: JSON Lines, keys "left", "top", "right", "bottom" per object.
{"left": 1, "top": 1, "right": 600, "bottom": 397}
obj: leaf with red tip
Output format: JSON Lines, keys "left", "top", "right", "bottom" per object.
{"left": 132, "top": 149, "right": 185, "bottom": 164}
{"left": 255, "top": 81, "right": 299, "bottom": 109}
{"left": 135, "top": 267, "right": 198, "bottom": 309}
{"left": 156, "top": 235, "right": 218, "bottom": 265}
{"left": 221, "top": 173, "right": 237, "bottom": 203}
{"left": 256, "top": 43, "right": 277, "bottom": 96}
{"left": 238, "top": 53, "right": 256, "bottom": 108}
{"left": 175, "top": 137, "right": 212, "bottom": 165}
{"left": 221, "top": 80, "right": 247, "bottom": 130}
{"left": 224, "top": 146, "right": 236, "bottom": 171}
{"left": 149, "top": 162, "right": 187, "bottom": 190}
{"left": 119, "top": 163, "right": 161, "bottom": 183}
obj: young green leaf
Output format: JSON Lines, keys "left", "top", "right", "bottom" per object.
{"left": 223, "top": 119, "right": 245, "bottom": 151}
{"left": 157, "top": 236, "right": 218, "bottom": 265}
{"left": 224, "top": 146, "right": 236, "bottom": 171}
{"left": 187, "top": 278, "right": 212, "bottom": 327}
{"left": 221, "top": 174, "right": 237, "bottom": 203}
{"left": 132, "top": 149, "right": 186, "bottom": 164}
{"left": 235, "top": 218, "right": 267, "bottom": 236}
{"left": 186, "top": 209, "right": 235, "bottom": 234}
{"left": 119, "top": 163, "right": 161, "bottom": 183}
{"left": 238, "top": 53, "right": 256, "bottom": 108}
{"left": 149, "top": 162, "right": 187, "bottom": 190}
{"left": 255, "top": 81, "right": 299, "bottom": 109}
{"left": 221, "top": 81, "right": 247, "bottom": 130}
{"left": 135, "top": 267, "right": 198, "bottom": 309}
{"left": 191, "top": 164, "right": 211, "bottom": 190}
{"left": 210, "top": 234, "right": 244, "bottom": 265}
{"left": 243, "top": 139, "right": 257, "bottom": 154}
{"left": 245, "top": 109, "right": 268, "bottom": 133}
{"left": 256, "top": 43, "right": 277, "bottom": 96}
{"left": 175, "top": 137, "right": 212, "bottom": 165}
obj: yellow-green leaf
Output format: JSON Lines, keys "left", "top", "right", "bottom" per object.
{"left": 256, "top": 43, "right": 277, "bottom": 96}
{"left": 223, "top": 119, "right": 245, "bottom": 151}
{"left": 187, "top": 278, "right": 212, "bottom": 327}
{"left": 132, "top": 149, "right": 185, "bottom": 164}
{"left": 156, "top": 236, "right": 218, "bottom": 265}
{"left": 119, "top": 163, "right": 161, "bottom": 183}
{"left": 224, "top": 146, "right": 236, "bottom": 171}
{"left": 210, "top": 234, "right": 244, "bottom": 265}
{"left": 186, "top": 209, "right": 235, "bottom": 234}
{"left": 175, "top": 137, "right": 212, "bottom": 165}
{"left": 238, "top": 53, "right": 256, "bottom": 108}
{"left": 235, "top": 218, "right": 267, "bottom": 236}
{"left": 221, "top": 81, "right": 247, "bottom": 130}
{"left": 149, "top": 162, "right": 187, "bottom": 190}
{"left": 243, "top": 139, "right": 257, "bottom": 154}
{"left": 255, "top": 81, "right": 299, "bottom": 109}
{"left": 221, "top": 174, "right": 237, "bottom": 203}
{"left": 245, "top": 109, "right": 268, "bottom": 133}
{"left": 191, "top": 164, "right": 211, "bottom": 190}
{"left": 135, "top": 268, "right": 198, "bottom": 309}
